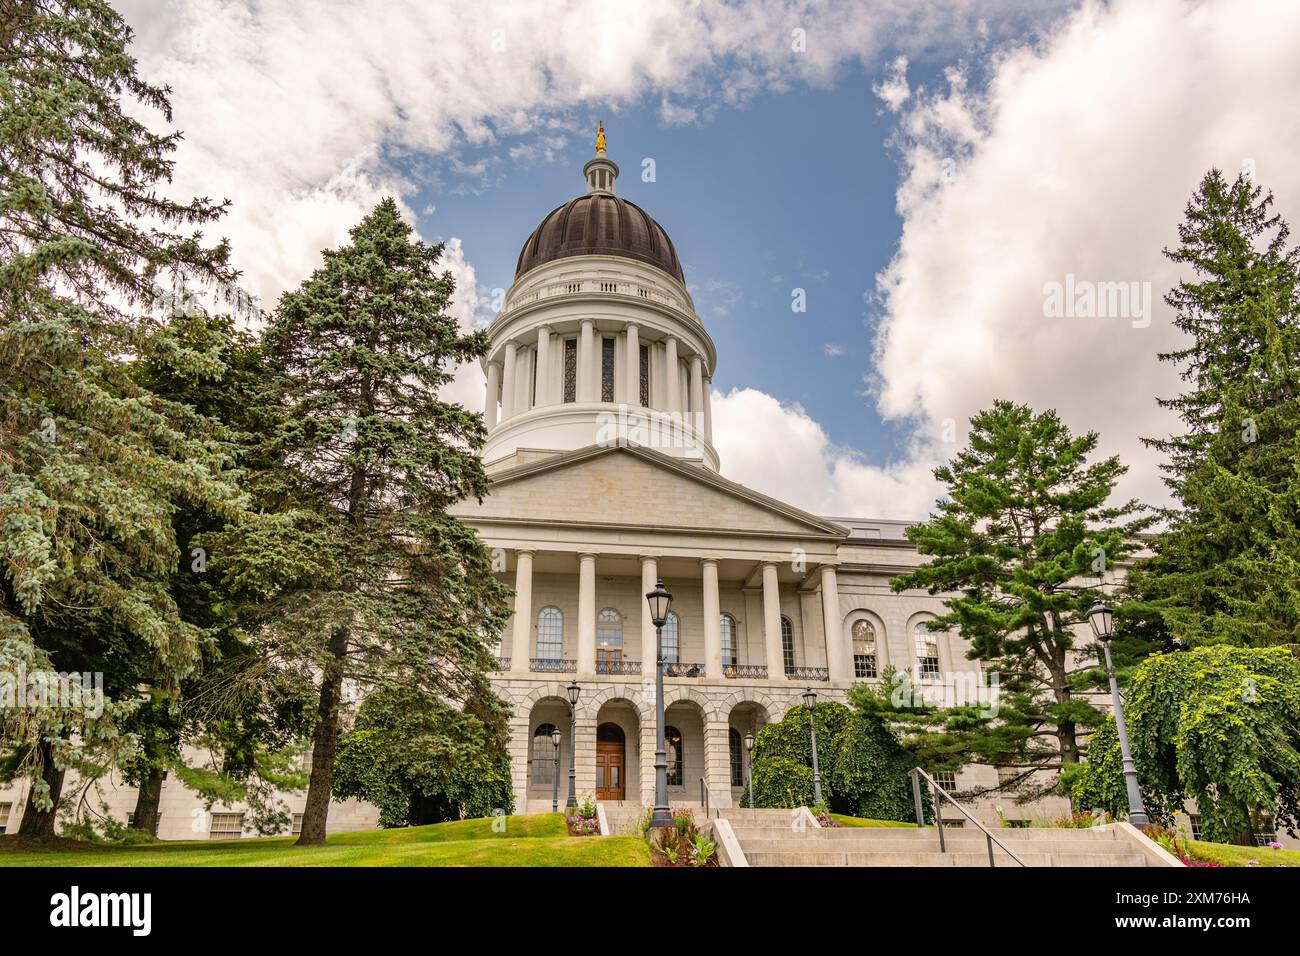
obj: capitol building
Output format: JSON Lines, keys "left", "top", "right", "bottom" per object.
{"left": 452, "top": 128, "right": 1021, "bottom": 816}
{"left": 0, "top": 129, "right": 1058, "bottom": 839}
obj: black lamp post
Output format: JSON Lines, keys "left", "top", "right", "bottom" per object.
{"left": 550, "top": 728, "right": 562, "bottom": 813}
{"left": 646, "top": 578, "right": 674, "bottom": 831}
{"left": 803, "top": 687, "right": 823, "bottom": 809}
{"left": 1087, "top": 604, "right": 1149, "bottom": 827}
{"left": 743, "top": 731, "right": 756, "bottom": 808}
{"left": 565, "top": 680, "right": 580, "bottom": 810}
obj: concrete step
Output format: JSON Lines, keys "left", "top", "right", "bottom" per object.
{"left": 738, "top": 836, "right": 1135, "bottom": 856}
{"left": 745, "top": 849, "right": 1149, "bottom": 867}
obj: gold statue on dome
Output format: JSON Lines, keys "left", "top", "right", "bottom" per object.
{"left": 595, "top": 121, "right": 606, "bottom": 155}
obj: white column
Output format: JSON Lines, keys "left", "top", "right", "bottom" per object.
{"left": 703, "top": 375, "right": 713, "bottom": 442}
{"left": 625, "top": 323, "right": 640, "bottom": 405}
{"left": 500, "top": 341, "right": 517, "bottom": 422}
{"left": 702, "top": 558, "right": 722, "bottom": 679}
{"left": 534, "top": 326, "right": 552, "bottom": 408}
{"left": 820, "top": 565, "right": 849, "bottom": 681}
{"left": 762, "top": 562, "right": 785, "bottom": 680}
{"left": 578, "top": 320, "right": 595, "bottom": 402}
{"left": 689, "top": 354, "right": 704, "bottom": 433}
{"left": 484, "top": 361, "right": 501, "bottom": 429}
{"left": 510, "top": 549, "right": 534, "bottom": 672}
{"left": 577, "top": 553, "right": 596, "bottom": 674}
{"left": 515, "top": 345, "right": 532, "bottom": 416}
{"left": 640, "top": 556, "right": 658, "bottom": 666}
{"left": 665, "top": 337, "right": 680, "bottom": 413}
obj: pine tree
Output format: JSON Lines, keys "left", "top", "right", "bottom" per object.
{"left": 887, "top": 402, "right": 1152, "bottom": 797}
{"left": 0, "top": 0, "right": 242, "bottom": 833}
{"left": 215, "top": 199, "right": 511, "bottom": 846}
{"left": 1126, "top": 170, "right": 1300, "bottom": 648}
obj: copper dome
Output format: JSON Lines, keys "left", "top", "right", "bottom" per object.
{"left": 514, "top": 194, "right": 684, "bottom": 283}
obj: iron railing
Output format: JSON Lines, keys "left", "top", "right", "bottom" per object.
{"left": 492, "top": 656, "right": 511, "bottom": 671}
{"left": 724, "top": 664, "right": 768, "bottom": 678}
{"left": 785, "top": 666, "right": 829, "bottom": 681}
{"left": 529, "top": 658, "right": 577, "bottom": 673}
{"left": 699, "top": 777, "right": 723, "bottom": 819}
{"left": 909, "top": 767, "right": 1025, "bottom": 867}
{"left": 595, "top": 658, "right": 642, "bottom": 675}
{"left": 663, "top": 661, "right": 705, "bottom": 678}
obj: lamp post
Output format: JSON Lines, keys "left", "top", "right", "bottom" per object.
{"left": 565, "top": 680, "right": 580, "bottom": 810}
{"left": 803, "top": 687, "right": 823, "bottom": 809}
{"left": 743, "top": 731, "right": 756, "bottom": 808}
{"left": 550, "top": 728, "right": 562, "bottom": 813}
{"left": 1087, "top": 604, "right": 1149, "bottom": 827}
{"left": 646, "top": 579, "right": 674, "bottom": 831}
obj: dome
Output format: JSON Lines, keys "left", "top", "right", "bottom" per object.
{"left": 514, "top": 193, "right": 685, "bottom": 283}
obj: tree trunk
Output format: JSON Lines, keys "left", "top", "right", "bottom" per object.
{"left": 18, "top": 738, "right": 65, "bottom": 837}
{"left": 295, "top": 627, "right": 349, "bottom": 846}
{"left": 130, "top": 770, "right": 164, "bottom": 835}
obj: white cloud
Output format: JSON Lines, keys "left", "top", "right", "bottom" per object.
{"left": 872, "top": 55, "right": 911, "bottom": 112}
{"left": 824, "top": 343, "right": 846, "bottom": 358}
{"left": 711, "top": 388, "right": 943, "bottom": 518}
{"left": 707, "top": 0, "right": 1300, "bottom": 520}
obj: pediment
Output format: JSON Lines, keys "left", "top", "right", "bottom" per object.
{"left": 451, "top": 444, "right": 847, "bottom": 540}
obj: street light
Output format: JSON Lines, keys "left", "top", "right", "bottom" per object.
{"left": 803, "top": 687, "right": 824, "bottom": 809}
{"left": 565, "top": 680, "right": 580, "bottom": 810}
{"left": 743, "top": 731, "right": 756, "bottom": 808}
{"left": 646, "top": 578, "right": 674, "bottom": 831}
{"left": 550, "top": 728, "right": 562, "bottom": 813}
{"left": 1087, "top": 604, "right": 1150, "bottom": 827}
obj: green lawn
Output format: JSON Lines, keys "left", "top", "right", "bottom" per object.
{"left": 1184, "top": 839, "right": 1300, "bottom": 868}
{"left": 0, "top": 813, "right": 650, "bottom": 867}
{"left": 828, "top": 814, "right": 916, "bottom": 828}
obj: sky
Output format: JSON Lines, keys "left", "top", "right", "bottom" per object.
{"left": 116, "top": 0, "right": 1300, "bottom": 519}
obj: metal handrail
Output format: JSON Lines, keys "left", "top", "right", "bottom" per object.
{"left": 910, "top": 767, "right": 1026, "bottom": 867}
{"left": 699, "top": 777, "right": 722, "bottom": 819}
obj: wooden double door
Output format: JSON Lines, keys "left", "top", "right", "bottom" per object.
{"left": 595, "top": 723, "right": 626, "bottom": 800}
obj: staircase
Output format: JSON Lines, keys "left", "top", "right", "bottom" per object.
{"left": 723, "top": 810, "right": 1162, "bottom": 867}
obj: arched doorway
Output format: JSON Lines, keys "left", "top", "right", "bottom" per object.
{"left": 595, "top": 722, "right": 626, "bottom": 800}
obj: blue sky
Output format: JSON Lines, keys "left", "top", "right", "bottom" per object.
{"left": 128, "top": 0, "right": 1300, "bottom": 516}
{"left": 412, "top": 66, "right": 951, "bottom": 468}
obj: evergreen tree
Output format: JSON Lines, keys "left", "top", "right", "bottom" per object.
{"left": 214, "top": 199, "right": 510, "bottom": 846}
{"left": 0, "top": 0, "right": 242, "bottom": 833}
{"left": 1126, "top": 170, "right": 1300, "bottom": 648}
{"left": 887, "top": 402, "right": 1151, "bottom": 797}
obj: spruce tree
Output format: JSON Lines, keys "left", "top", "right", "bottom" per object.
{"left": 0, "top": 0, "right": 242, "bottom": 832}
{"left": 887, "top": 402, "right": 1151, "bottom": 796}
{"left": 1126, "top": 170, "right": 1300, "bottom": 647}
{"left": 216, "top": 199, "right": 510, "bottom": 845}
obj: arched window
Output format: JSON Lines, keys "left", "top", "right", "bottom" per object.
{"left": 665, "top": 725, "right": 683, "bottom": 786}
{"left": 781, "top": 615, "right": 795, "bottom": 674}
{"left": 729, "top": 728, "right": 744, "bottom": 788}
{"left": 531, "top": 724, "right": 558, "bottom": 787}
{"left": 596, "top": 608, "right": 623, "bottom": 673}
{"left": 852, "top": 620, "right": 878, "bottom": 679}
{"left": 914, "top": 621, "right": 941, "bottom": 680}
{"left": 662, "top": 611, "right": 680, "bottom": 663}
{"left": 536, "top": 607, "right": 563, "bottom": 660}
{"left": 720, "top": 614, "right": 737, "bottom": 669}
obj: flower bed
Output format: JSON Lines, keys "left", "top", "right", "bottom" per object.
{"left": 565, "top": 792, "right": 600, "bottom": 836}
{"left": 644, "top": 807, "right": 718, "bottom": 867}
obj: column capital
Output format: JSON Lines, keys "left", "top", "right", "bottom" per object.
{"left": 515, "top": 547, "right": 536, "bottom": 557}
{"left": 698, "top": 556, "right": 720, "bottom": 568}
{"left": 577, "top": 551, "right": 598, "bottom": 561}
{"left": 639, "top": 554, "right": 661, "bottom": 565}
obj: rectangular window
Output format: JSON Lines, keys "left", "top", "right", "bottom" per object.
{"left": 854, "top": 654, "right": 877, "bottom": 679}
{"left": 933, "top": 770, "right": 957, "bottom": 791}
{"left": 563, "top": 339, "right": 577, "bottom": 402}
{"left": 0, "top": 802, "right": 10, "bottom": 834}
{"left": 781, "top": 618, "right": 795, "bottom": 673}
{"left": 209, "top": 812, "right": 246, "bottom": 840}
{"left": 601, "top": 338, "right": 616, "bottom": 402}
{"left": 1188, "top": 814, "right": 1202, "bottom": 841}
{"left": 639, "top": 344, "right": 650, "bottom": 407}
{"left": 292, "top": 813, "right": 304, "bottom": 836}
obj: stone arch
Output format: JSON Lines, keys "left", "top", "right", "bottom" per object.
{"left": 580, "top": 683, "right": 650, "bottom": 725}
{"left": 525, "top": 694, "right": 574, "bottom": 799}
